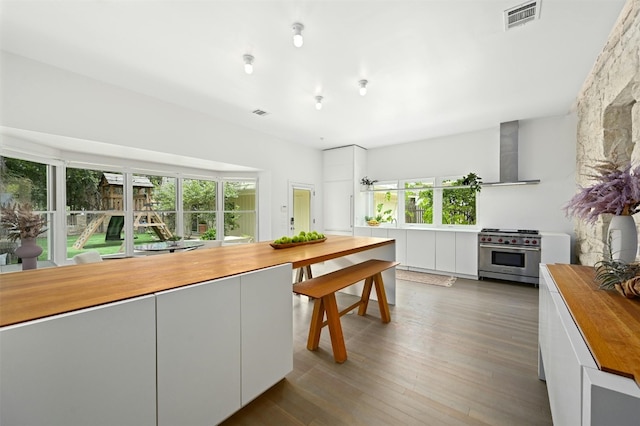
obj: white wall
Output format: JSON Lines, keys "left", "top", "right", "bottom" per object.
{"left": 0, "top": 52, "right": 323, "bottom": 240}
{"left": 366, "top": 114, "right": 577, "bottom": 236}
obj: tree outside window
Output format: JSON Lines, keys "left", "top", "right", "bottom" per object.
{"left": 441, "top": 177, "right": 478, "bottom": 225}
{"left": 404, "top": 180, "right": 433, "bottom": 224}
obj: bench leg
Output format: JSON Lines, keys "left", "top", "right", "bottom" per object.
{"left": 373, "top": 272, "right": 391, "bottom": 323}
{"left": 357, "top": 276, "right": 374, "bottom": 316}
{"left": 307, "top": 297, "right": 325, "bottom": 350}
{"left": 323, "top": 294, "right": 348, "bottom": 363}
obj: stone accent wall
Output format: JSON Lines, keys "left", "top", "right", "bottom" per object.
{"left": 575, "top": 0, "right": 640, "bottom": 265}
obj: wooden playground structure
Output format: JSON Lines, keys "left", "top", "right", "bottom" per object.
{"left": 72, "top": 173, "right": 173, "bottom": 249}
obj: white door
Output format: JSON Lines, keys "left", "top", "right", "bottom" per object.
{"left": 289, "top": 183, "right": 314, "bottom": 235}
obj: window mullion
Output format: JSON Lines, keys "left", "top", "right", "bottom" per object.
{"left": 123, "top": 171, "right": 135, "bottom": 256}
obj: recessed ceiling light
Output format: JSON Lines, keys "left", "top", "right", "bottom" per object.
{"left": 359, "top": 80, "right": 368, "bottom": 96}
{"left": 243, "top": 54, "right": 254, "bottom": 74}
{"left": 315, "top": 96, "right": 323, "bottom": 110}
{"left": 292, "top": 23, "right": 304, "bottom": 47}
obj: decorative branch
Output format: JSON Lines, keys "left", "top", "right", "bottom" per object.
{"left": 0, "top": 202, "right": 48, "bottom": 242}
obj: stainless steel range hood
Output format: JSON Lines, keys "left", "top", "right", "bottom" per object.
{"left": 485, "top": 120, "right": 540, "bottom": 186}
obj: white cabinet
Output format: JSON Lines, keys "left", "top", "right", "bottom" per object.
{"left": 406, "top": 229, "right": 436, "bottom": 270}
{"left": 354, "top": 226, "right": 371, "bottom": 237}
{"left": 388, "top": 228, "right": 407, "bottom": 266}
{"left": 323, "top": 180, "right": 353, "bottom": 234}
{"left": 539, "top": 265, "right": 640, "bottom": 425}
{"left": 0, "top": 296, "right": 157, "bottom": 426}
{"left": 156, "top": 277, "right": 242, "bottom": 426}
{"left": 323, "top": 145, "right": 367, "bottom": 235}
{"left": 240, "top": 264, "right": 293, "bottom": 405}
{"left": 455, "top": 232, "right": 478, "bottom": 276}
{"left": 541, "top": 232, "right": 571, "bottom": 264}
{"left": 354, "top": 227, "right": 407, "bottom": 266}
{"left": 435, "top": 232, "right": 456, "bottom": 273}
{"left": 156, "top": 264, "right": 293, "bottom": 425}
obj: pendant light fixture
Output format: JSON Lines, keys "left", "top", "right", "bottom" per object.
{"left": 359, "top": 79, "right": 368, "bottom": 96}
{"left": 292, "top": 23, "right": 304, "bottom": 47}
{"left": 315, "top": 96, "right": 323, "bottom": 110}
{"left": 243, "top": 54, "right": 254, "bottom": 74}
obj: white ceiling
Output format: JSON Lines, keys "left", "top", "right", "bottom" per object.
{"left": 0, "top": 0, "right": 627, "bottom": 151}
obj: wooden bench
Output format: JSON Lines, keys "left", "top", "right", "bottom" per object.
{"left": 293, "top": 259, "right": 400, "bottom": 363}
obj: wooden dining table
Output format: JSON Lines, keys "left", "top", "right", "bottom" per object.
{"left": 0, "top": 235, "right": 396, "bottom": 327}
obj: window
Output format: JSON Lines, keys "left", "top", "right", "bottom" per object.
{"left": 135, "top": 173, "right": 177, "bottom": 243}
{"left": 1, "top": 156, "right": 52, "bottom": 265}
{"left": 441, "top": 176, "right": 478, "bottom": 225}
{"left": 66, "top": 168, "right": 153, "bottom": 259}
{"left": 182, "top": 178, "right": 217, "bottom": 240}
{"left": 223, "top": 180, "right": 256, "bottom": 242}
{"left": 373, "top": 176, "right": 477, "bottom": 227}
{"left": 367, "top": 182, "right": 398, "bottom": 224}
{"left": 403, "top": 179, "right": 434, "bottom": 224}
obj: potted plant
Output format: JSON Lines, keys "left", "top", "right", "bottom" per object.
{"left": 0, "top": 202, "right": 47, "bottom": 270}
{"left": 461, "top": 172, "right": 482, "bottom": 193}
{"left": 360, "top": 176, "right": 378, "bottom": 190}
{"left": 564, "top": 160, "right": 640, "bottom": 263}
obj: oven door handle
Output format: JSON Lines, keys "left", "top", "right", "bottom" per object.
{"left": 479, "top": 243, "right": 541, "bottom": 251}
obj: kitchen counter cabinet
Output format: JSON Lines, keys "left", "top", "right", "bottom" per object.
{"left": 541, "top": 232, "right": 571, "bottom": 264}
{"left": 156, "top": 264, "right": 292, "bottom": 426}
{"left": 156, "top": 276, "right": 242, "bottom": 426}
{"left": 240, "top": 265, "right": 293, "bottom": 405}
{"left": 406, "top": 229, "right": 436, "bottom": 270}
{"left": 435, "top": 232, "right": 456, "bottom": 273}
{"left": 1, "top": 295, "right": 157, "bottom": 426}
{"left": 539, "top": 264, "right": 640, "bottom": 425}
{"left": 0, "top": 236, "right": 391, "bottom": 425}
{"left": 455, "top": 232, "right": 478, "bottom": 277}
{"left": 354, "top": 227, "right": 407, "bottom": 266}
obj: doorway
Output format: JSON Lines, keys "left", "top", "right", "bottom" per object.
{"left": 289, "top": 183, "right": 314, "bottom": 235}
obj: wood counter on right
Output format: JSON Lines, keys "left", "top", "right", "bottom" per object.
{"left": 538, "top": 264, "right": 640, "bottom": 426}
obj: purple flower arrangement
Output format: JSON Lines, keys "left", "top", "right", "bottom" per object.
{"left": 564, "top": 161, "right": 640, "bottom": 224}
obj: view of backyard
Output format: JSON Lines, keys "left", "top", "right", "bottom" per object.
{"left": 1, "top": 156, "right": 257, "bottom": 265}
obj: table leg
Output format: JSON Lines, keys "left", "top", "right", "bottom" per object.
{"left": 323, "top": 294, "right": 347, "bottom": 363}
{"left": 307, "top": 297, "right": 325, "bottom": 350}
{"left": 357, "top": 276, "right": 374, "bottom": 316}
{"left": 373, "top": 272, "right": 391, "bottom": 323}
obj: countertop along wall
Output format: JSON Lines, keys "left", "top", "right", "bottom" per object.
{"left": 365, "top": 114, "right": 577, "bottom": 251}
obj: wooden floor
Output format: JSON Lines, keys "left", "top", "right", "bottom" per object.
{"left": 221, "top": 276, "right": 553, "bottom": 425}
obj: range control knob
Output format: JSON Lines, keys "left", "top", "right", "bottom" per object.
{"left": 511, "top": 239, "right": 517, "bottom": 244}
{"left": 498, "top": 238, "right": 503, "bottom": 243}
{"left": 525, "top": 239, "right": 530, "bottom": 244}
{"left": 487, "top": 237, "right": 492, "bottom": 242}
{"left": 481, "top": 237, "right": 486, "bottom": 241}
{"left": 532, "top": 240, "right": 538, "bottom": 245}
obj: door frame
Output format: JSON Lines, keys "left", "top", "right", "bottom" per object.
{"left": 288, "top": 182, "right": 315, "bottom": 236}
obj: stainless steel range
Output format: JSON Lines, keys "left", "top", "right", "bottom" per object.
{"left": 478, "top": 228, "right": 541, "bottom": 285}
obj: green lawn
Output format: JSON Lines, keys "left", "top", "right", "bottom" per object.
{"left": 66, "top": 232, "right": 160, "bottom": 258}
{"left": 18, "top": 232, "right": 162, "bottom": 263}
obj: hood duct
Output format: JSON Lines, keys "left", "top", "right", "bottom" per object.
{"left": 486, "top": 121, "right": 540, "bottom": 186}
{"left": 500, "top": 121, "right": 520, "bottom": 183}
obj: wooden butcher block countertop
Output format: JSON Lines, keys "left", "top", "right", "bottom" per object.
{"left": 547, "top": 264, "right": 640, "bottom": 387}
{"left": 0, "top": 235, "right": 393, "bottom": 327}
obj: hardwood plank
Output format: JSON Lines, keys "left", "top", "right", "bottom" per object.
{"left": 222, "top": 277, "right": 553, "bottom": 425}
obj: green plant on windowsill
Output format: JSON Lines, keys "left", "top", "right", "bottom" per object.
{"left": 461, "top": 172, "right": 482, "bottom": 193}
{"left": 365, "top": 192, "right": 394, "bottom": 226}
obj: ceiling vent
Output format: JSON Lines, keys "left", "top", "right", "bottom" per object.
{"left": 504, "top": 1, "right": 540, "bottom": 30}
{"left": 252, "top": 109, "right": 269, "bottom": 116}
